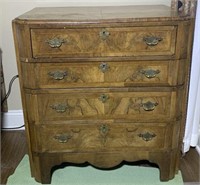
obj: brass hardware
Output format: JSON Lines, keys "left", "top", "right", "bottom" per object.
{"left": 54, "top": 133, "right": 72, "bottom": 143}
{"left": 53, "top": 128, "right": 81, "bottom": 143}
{"left": 126, "top": 128, "right": 138, "bottom": 133}
{"left": 48, "top": 71, "right": 68, "bottom": 80}
{"left": 98, "top": 94, "right": 109, "bottom": 103}
{"left": 99, "top": 124, "right": 110, "bottom": 145}
{"left": 99, "top": 29, "right": 110, "bottom": 40}
{"left": 140, "top": 69, "right": 160, "bottom": 79}
{"left": 71, "top": 128, "right": 81, "bottom": 133}
{"left": 99, "top": 62, "right": 110, "bottom": 73}
{"left": 46, "top": 37, "right": 65, "bottom": 48}
{"left": 50, "top": 104, "right": 70, "bottom": 113}
{"left": 99, "top": 124, "right": 109, "bottom": 135}
{"left": 142, "top": 101, "right": 158, "bottom": 111}
{"left": 143, "top": 36, "right": 163, "bottom": 46}
{"left": 138, "top": 132, "right": 156, "bottom": 142}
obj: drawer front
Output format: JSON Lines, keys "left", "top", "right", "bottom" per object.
{"left": 33, "top": 123, "right": 169, "bottom": 152}
{"left": 32, "top": 91, "right": 177, "bottom": 122}
{"left": 31, "top": 26, "right": 176, "bottom": 58}
{"left": 22, "top": 60, "right": 181, "bottom": 88}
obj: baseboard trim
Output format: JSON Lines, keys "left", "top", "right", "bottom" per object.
{"left": 1, "top": 110, "right": 25, "bottom": 130}
{"left": 196, "top": 145, "right": 200, "bottom": 156}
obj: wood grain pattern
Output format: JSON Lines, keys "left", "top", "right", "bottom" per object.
{"left": 21, "top": 60, "right": 185, "bottom": 88}
{"left": 15, "top": 5, "right": 192, "bottom": 22}
{"left": 31, "top": 26, "right": 176, "bottom": 58}
{"left": 12, "top": 5, "right": 195, "bottom": 184}
{"left": 25, "top": 91, "right": 178, "bottom": 122}
{"left": 2, "top": 131, "right": 199, "bottom": 184}
{"left": 32, "top": 122, "right": 174, "bottom": 153}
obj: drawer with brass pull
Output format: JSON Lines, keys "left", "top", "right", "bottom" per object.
{"left": 31, "top": 26, "right": 176, "bottom": 58}
{"left": 21, "top": 60, "right": 184, "bottom": 89}
{"left": 32, "top": 122, "right": 175, "bottom": 153}
{"left": 26, "top": 91, "right": 179, "bottom": 123}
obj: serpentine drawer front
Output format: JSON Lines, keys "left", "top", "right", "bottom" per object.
{"left": 13, "top": 5, "right": 194, "bottom": 184}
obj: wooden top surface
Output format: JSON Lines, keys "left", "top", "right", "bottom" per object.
{"left": 15, "top": 5, "right": 191, "bottom": 23}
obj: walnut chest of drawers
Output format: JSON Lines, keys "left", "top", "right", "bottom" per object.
{"left": 13, "top": 5, "right": 194, "bottom": 184}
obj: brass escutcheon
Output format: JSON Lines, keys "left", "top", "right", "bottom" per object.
{"left": 99, "top": 124, "right": 109, "bottom": 135}
{"left": 99, "top": 124, "right": 110, "bottom": 146}
{"left": 99, "top": 29, "right": 110, "bottom": 40}
{"left": 99, "top": 62, "right": 110, "bottom": 73}
{"left": 98, "top": 94, "right": 109, "bottom": 103}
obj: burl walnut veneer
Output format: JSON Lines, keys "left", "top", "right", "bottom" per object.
{"left": 12, "top": 5, "right": 194, "bottom": 184}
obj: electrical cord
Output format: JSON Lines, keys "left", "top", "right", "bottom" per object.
{"left": 1, "top": 74, "right": 25, "bottom": 130}
{"left": 1, "top": 125, "right": 25, "bottom": 130}
{"left": 1, "top": 74, "right": 19, "bottom": 105}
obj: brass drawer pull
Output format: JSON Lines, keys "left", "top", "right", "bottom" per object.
{"left": 71, "top": 128, "right": 81, "bottom": 133}
{"left": 46, "top": 37, "right": 65, "bottom": 48}
{"left": 54, "top": 133, "right": 72, "bottom": 143}
{"left": 138, "top": 132, "right": 156, "bottom": 142}
{"left": 126, "top": 128, "right": 138, "bottom": 133}
{"left": 143, "top": 36, "right": 163, "bottom": 46}
{"left": 99, "top": 62, "right": 110, "bottom": 73}
{"left": 48, "top": 71, "right": 68, "bottom": 80}
{"left": 50, "top": 104, "right": 70, "bottom": 113}
{"left": 142, "top": 101, "right": 158, "bottom": 111}
{"left": 98, "top": 94, "right": 109, "bottom": 103}
{"left": 99, "top": 29, "right": 110, "bottom": 40}
{"left": 139, "top": 69, "right": 160, "bottom": 79}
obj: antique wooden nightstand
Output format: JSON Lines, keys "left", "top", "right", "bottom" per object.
{"left": 13, "top": 5, "right": 194, "bottom": 183}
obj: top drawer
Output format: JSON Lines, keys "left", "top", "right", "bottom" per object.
{"left": 31, "top": 26, "right": 176, "bottom": 58}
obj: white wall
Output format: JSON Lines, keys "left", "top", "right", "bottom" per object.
{"left": 0, "top": 1, "right": 36, "bottom": 111}
{"left": 0, "top": 0, "right": 171, "bottom": 110}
